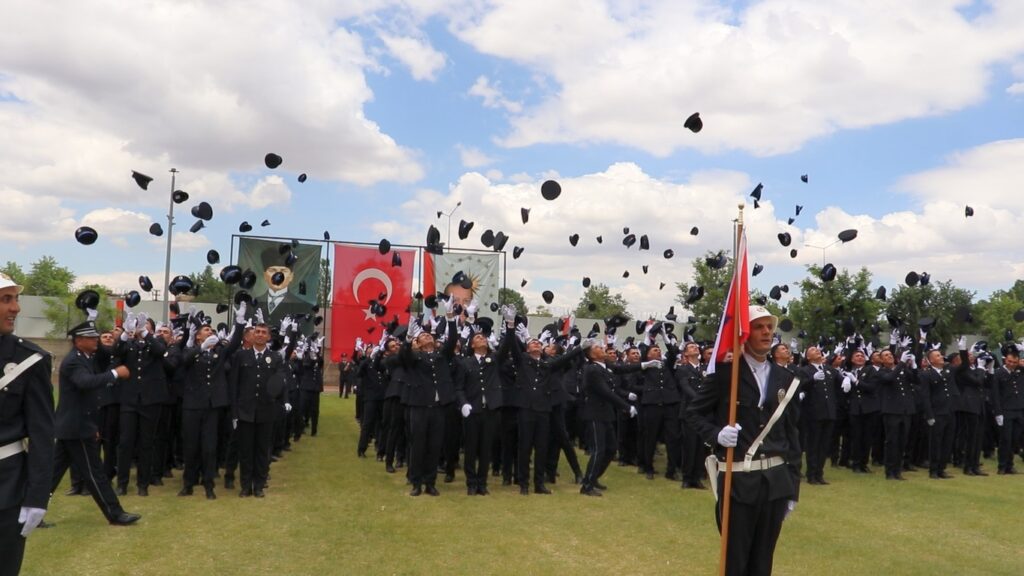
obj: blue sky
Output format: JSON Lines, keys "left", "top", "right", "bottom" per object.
{"left": 1, "top": 0, "right": 1023, "bottom": 319}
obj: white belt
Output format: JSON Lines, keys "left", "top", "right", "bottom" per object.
{"left": 718, "top": 455, "right": 785, "bottom": 472}
{"left": 0, "top": 439, "right": 27, "bottom": 460}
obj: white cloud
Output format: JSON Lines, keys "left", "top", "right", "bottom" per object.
{"left": 1008, "top": 82, "right": 1024, "bottom": 95}
{"left": 379, "top": 33, "right": 447, "bottom": 81}
{"left": 79, "top": 207, "right": 152, "bottom": 236}
{"left": 0, "top": 188, "right": 77, "bottom": 244}
{"left": 77, "top": 269, "right": 166, "bottom": 294}
{"left": 468, "top": 75, "right": 523, "bottom": 113}
{"left": 451, "top": 0, "right": 1024, "bottom": 156}
{"left": 457, "top": 144, "right": 496, "bottom": 168}
{"left": 484, "top": 169, "right": 504, "bottom": 181}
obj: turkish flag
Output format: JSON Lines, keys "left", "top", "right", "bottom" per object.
{"left": 708, "top": 230, "right": 750, "bottom": 375}
{"left": 331, "top": 244, "right": 415, "bottom": 362}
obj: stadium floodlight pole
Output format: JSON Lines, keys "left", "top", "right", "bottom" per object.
{"left": 439, "top": 201, "right": 462, "bottom": 251}
{"left": 805, "top": 239, "right": 840, "bottom": 267}
{"left": 161, "top": 168, "right": 178, "bottom": 324}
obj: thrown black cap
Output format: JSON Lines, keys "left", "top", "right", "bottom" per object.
{"left": 1014, "top": 309, "right": 1024, "bottom": 323}
{"left": 606, "top": 313, "right": 630, "bottom": 329}
{"left": 777, "top": 232, "right": 791, "bottom": 247}
{"left": 189, "top": 220, "right": 205, "bottom": 233}
{"left": 492, "top": 231, "right": 509, "bottom": 252}
{"left": 779, "top": 318, "right": 794, "bottom": 332}
{"left": 378, "top": 239, "right": 391, "bottom": 255}
{"left": 875, "top": 286, "right": 887, "bottom": 300}
{"left": 512, "top": 246, "right": 524, "bottom": 259}
{"left": 569, "top": 234, "right": 579, "bottom": 247}
{"left": 124, "top": 290, "right": 141, "bottom": 308}
{"left": 139, "top": 275, "right": 153, "bottom": 292}
{"left": 965, "top": 206, "right": 974, "bottom": 217}
{"left": 542, "top": 290, "right": 554, "bottom": 304}
{"left": 239, "top": 221, "right": 252, "bottom": 233}
{"left": 639, "top": 235, "right": 650, "bottom": 251}
{"left": 261, "top": 219, "right": 271, "bottom": 227}
{"left": 795, "top": 205, "right": 804, "bottom": 216}
{"left": 131, "top": 170, "right": 153, "bottom": 190}
{"left": 458, "top": 220, "right": 473, "bottom": 240}
{"left": 954, "top": 306, "right": 974, "bottom": 323}
{"left": 75, "top": 226, "right": 98, "bottom": 245}
{"left": 220, "top": 265, "right": 241, "bottom": 284}
{"left": 207, "top": 250, "right": 220, "bottom": 265}
{"left": 690, "top": 226, "right": 699, "bottom": 236}
{"left": 800, "top": 174, "right": 808, "bottom": 183}
{"left": 752, "top": 263, "right": 764, "bottom": 276}
{"left": 480, "top": 229, "right": 495, "bottom": 248}
{"left": 520, "top": 279, "right": 528, "bottom": 288}
{"left": 172, "top": 190, "right": 189, "bottom": 204}
{"left": 323, "top": 231, "right": 330, "bottom": 240}
{"left": 706, "top": 253, "right": 726, "bottom": 269}
{"left": 664, "top": 249, "right": 674, "bottom": 259}
{"left": 685, "top": 285, "right": 704, "bottom": 304}
{"left": 622, "top": 270, "right": 630, "bottom": 278}
{"left": 541, "top": 180, "right": 561, "bottom": 201}
{"left": 596, "top": 236, "right": 603, "bottom": 244}
{"left": 642, "top": 265, "right": 648, "bottom": 274}
{"left": 215, "top": 303, "right": 229, "bottom": 314}
{"left": 665, "top": 306, "right": 677, "bottom": 321}
{"left": 684, "top": 112, "right": 702, "bottom": 133}
{"left": 452, "top": 271, "right": 472, "bottom": 290}
{"left": 838, "top": 229, "right": 857, "bottom": 243}
{"left": 886, "top": 312, "right": 901, "bottom": 328}
{"left": 234, "top": 290, "right": 252, "bottom": 305}
{"left": 623, "top": 233, "right": 636, "bottom": 248}
{"left": 265, "top": 153, "right": 283, "bottom": 169}
{"left": 284, "top": 252, "right": 298, "bottom": 267}
{"left": 149, "top": 223, "right": 163, "bottom": 237}
{"left": 191, "top": 202, "right": 213, "bottom": 221}
{"left": 769, "top": 286, "right": 782, "bottom": 300}
{"left": 919, "top": 317, "right": 936, "bottom": 332}
{"left": 582, "top": 277, "right": 591, "bottom": 288}
{"left": 239, "top": 270, "right": 257, "bottom": 290}
{"left": 169, "top": 275, "right": 193, "bottom": 296}
{"left": 298, "top": 173, "right": 307, "bottom": 183}
{"left": 750, "top": 183, "right": 763, "bottom": 201}
{"left": 919, "top": 272, "right": 931, "bottom": 286}
{"left": 820, "top": 263, "right": 837, "bottom": 282}
{"left": 905, "top": 271, "right": 919, "bottom": 287}
{"left": 489, "top": 302, "right": 500, "bottom": 313}
{"left": 521, "top": 208, "right": 530, "bottom": 224}
{"left": 75, "top": 289, "right": 99, "bottom": 311}
{"left": 391, "top": 252, "right": 402, "bottom": 267}
{"left": 789, "top": 249, "right": 798, "bottom": 258}
{"left": 787, "top": 217, "right": 795, "bottom": 225}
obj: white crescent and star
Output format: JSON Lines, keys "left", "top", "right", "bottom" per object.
{"left": 352, "top": 268, "right": 393, "bottom": 321}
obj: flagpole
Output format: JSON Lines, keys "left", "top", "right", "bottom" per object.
{"left": 719, "top": 204, "right": 745, "bottom": 576}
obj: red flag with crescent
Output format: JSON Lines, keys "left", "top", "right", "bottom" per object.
{"left": 331, "top": 244, "right": 415, "bottom": 362}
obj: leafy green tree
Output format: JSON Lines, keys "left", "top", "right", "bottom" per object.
{"left": 973, "top": 282, "right": 1024, "bottom": 344}
{"left": 885, "top": 280, "right": 975, "bottom": 346}
{"left": 189, "top": 265, "right": 231, "bottom": 304}
{"left": 499, "top": 287, "right": 528, "bottom": 315}
{"left": 573, "top": 284, "right": 629, "bottom": 319}
{"left": 1, "top": 261, "right": 27, "bottom": 286}
{"left": 533, "top": 305, "right": 552, "bottom": 316}
{"left": 25, "top": 256, "right": 75, "bottom": 296}
{"left": 43, "top": 284, "right": 117, "bottom": 337}
{"left": 786, "top": 266, "right": 884, "bottom": 345}
{"left": 675, "top": 251, "right": 732, "bottom": 342}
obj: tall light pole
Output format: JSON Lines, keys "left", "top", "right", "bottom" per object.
{"left": 161, "top": 168, "right": 178, "bottom": 324}
{"left": 438, "top": 201, "right": 462, "bottom": 251}
{"left": 804, "top": 239, "right": 840, "bottom": 267}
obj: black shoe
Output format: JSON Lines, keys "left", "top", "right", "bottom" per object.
{"left": 137, "top": 486, "right": 149, "bottom": 497}
{"left": 65, "top": 486, "right": 85, "bottom": 496}
{"left": 477, "top": 486, "right": 490, "bottom": 496}
{"left": 467, "top": 486, "right": 476, "bottom": 496}
{"left": 594, "top": 481, "right": 608, "bottom": 491}
{"left": 444, "top": 473, "right": 455, "bottom": 483}
{"left": 929, "top": 472, "right": 940, "bottom": 479}
{"left": 254, "top": 488, "right": 266, "bottom": 498}
{"left": 860, "top": 466, "right": 873, "bottom": 474}
{"left": 239, "top": 488, "right": 253, "bottom": 497}
{"left": 646, "top": 472, "right": 655, "bottom": 480}
{"left": 224, "top": 478, "right": 235, "bottom": 489}
{"left": 938, "top": 471, "right": 952, "bottom": 479}
{"left": 150, "top": 477, "right": 164, "bottom": 487}
{"left": 376, "top": 454, "right": 384, "bottom": 462}
{"left": 386, "top": 464, "right": 396, "bottom": 474}
{"left": 109, "top": 512, "right": 141, "bottom": 526}
{"left": 818, "top": 478, "right": 830, "bottom": 485}
{"left": 116, "top": 485, "right": 127, "bottom": 496}
{"left": 689, "top": 481, "right": 707, "bottom": 490}
{"left": 205, "top": 487, "right": 217, "bottom": 500}
{"left": 520, "top": 485, "right": 529, "bottom": 495}
{"left": 973, "top": 468, "right": 989, "bottom": 476}
{"left": 534, "top": 485, "right": 552, "bottom": 495}
{"left": 664, "top": 471, "right": 679, "bottom": 481}
{"left": 282, "top": 445, "right": 292, "bottom": 452}
{"left": 502, "top": 478, "right": 512, "bottom": 486}
{"left": 177, "top": 486, "right": 193, "bottom": 497}
{"left": 425, "top": 485, "right": 440, "bottom": 497}
{"left": 357, "top": 451, "right": 366, "bottom": 458}
{"left": 38, "top": 520, "right": 55, "bottom": 529}
{"left": 580, "top": 486, "right": 603, "bottom": 497}
{"left": 573, "top": 473, "right": 583, "bottom": 485}
{"left": 409, "top": 486, "right": 422, "bottom": 497}
{"left": 545, "top": 473, "right": 557, "bottom": 484}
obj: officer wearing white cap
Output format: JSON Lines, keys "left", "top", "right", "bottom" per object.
{"left": 685, "top": 305, "right": 802, "bottom": 576}
{"left": 0, "top": 273, "right": 55, "bottom": 576}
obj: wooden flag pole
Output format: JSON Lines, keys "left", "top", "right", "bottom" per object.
{"left": 718, "top": 204, "right": 745, "bottom": 576}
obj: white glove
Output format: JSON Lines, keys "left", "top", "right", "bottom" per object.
{"left": 253, "top": 308, "right": 264, "bottom": 325}
{"left": 460, "top": 325, "right": 471, "bottom": 339}
{"left": 461, "top": 404, "right": 472, "bottom": 418}
{"left": 996, "top": 415, "right": 1004, "bottom": 427}
{"left": 717, "top": 423, "right": 742, "bottom": 448}
{"left": 515, "top": 324, "right": 530, "bottom": 343}
{"left": 841, "top": 376, "right": 852, "bottom": 393}
{"left": 232, "top": 419, "right": 238, "bottom": 429}
{"left": 438, "top": 296, "right": 452, "bottom": 319}
{"left": 538, "top": 329, "right": 553, "bottom": 343}
{"left": 123, "top": 313, "right": 137, "bottom": 337}
{"left": 200, "top": 335, "right": 220, "bottom": 352}
{"left": 899, "top": 336, "right": 912, "bottom": 349}
{"left": 957, "top": 336, "right": 967, "bottom": 351}
{"left": 235, "top": 301, "right": 248, "bottom": 324}
{"left": 813, "top": 369, "right": 825, "bottom": 381}
{"left": 466, "top": 299, "right": 479, "bottom": 318}
{"left": 784, "top": 500, "right": 797, "bottom": 521}
{"left": 627, "top": 392, "right": 638, "bottom": 401}
{"left": 606, "top": 334, "right": 617, "bottom": 346}
{"left": 789, "top": 338, "right": 799, "bottom": 352}
{"left": 285, "top": 403, "right": 292, "bottom": 412}
{"left": 86, "top": 308, "right": 98, "bottom": 322}
{"left": 919, "top": 329, "right": 927, "bottom": 342}
{"left": 137, "top": 313, "right": 149, "bottom": 337}
{"left": 798, "top": 392, "right": 806, "bottom": 401}
{"left": 927, "top": 418, "right": 935, "bottom": 426}
{"left": 628, "top": 406, "right": 638, "bottom": 418}
{"left": 976, "top": 357, "right": 988, "bottom": 370}
{"left": 833, "top": 343, "right": 844, "bottom": 356}
{"left": 567, "top": 335, "right": 579, "bottom": 348}
{"left": 900, "top": 351, "right": 915, "bottom": 364}
{"left": 889, "top": 329, "right": 899, "bottom": 345}
{"left": 641, "top": 359, "right": 662, "bottom": 370}
{"left": 408, "top": 321, "right": 423, "bottom": 341}
{"left": 865, "top": 342, "right": 874, "bottom": 356}
{"left": 501, "top": 304, "right": 516, "bottom": 326}
{"left": 19, "top": 507, "right": 46, "bottom": 538}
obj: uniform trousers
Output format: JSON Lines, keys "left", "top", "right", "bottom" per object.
{"left": 462, "top": 409, "right": 499, "bottom": 489}
{"left": 517, "top": 408, "right": 550, "bottom": 487}
{"left": 545, "top": 403, "right": 582, "bottom": 480}
{"left": 357, "top": 399, "right": 382, "bottom": 456}
{"left": 928, "top": 414, "right": 955, "bottom": 474}
{"left": 382, "top": 398, "right": 406, "bottom": 467}
{"left": 715, "top": 473, "right": 789, "bottom": 576}
{"left": 50, "top": 438, "right": 125, "bottom": 522}
{"left": 236, "top": 420, "right": 273, "bottom": 492}
{"left": 117, "top": 404, "right": 160, "bottom": 489}
{"left": 302, "top": 390, "right": 320, "bottom": 435}
{"left": 182, "top": 407, "right": 220, "bottom": 488}
{"left": 640, "top": 403, "right": 681, "bottom": 475}
{"left": 849, "top": 412, "right": 880, "bottom": 470}
{"left": 805, "top": 419, "right": 835, "bottom": 480}
{"left": 956, "top": 411, "right": 982, "bottom": 472}
{"left": 0, "top": 505, "right": 26, "bottom": 576}
{"left": 408, "top": 405, "right": 445, "bottom": 488}
{"left": 581, "top": 420, "right": 616, "bottom": 489}
{"left": 883, "top": 414, "right": 911, "bottom": 477}
{"left": 997, "top": 409, "right": 1024, "bottom": 472}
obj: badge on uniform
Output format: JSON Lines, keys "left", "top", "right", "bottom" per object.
{"left": 213, "top": 354, "right": 218, "bottom": 359}
{"left": 265, "top": 356, "right": 272, "bottom": 364}
{"left": 3, "top": 363, "right": 17, "bottom": 376}
{"left": 484, "top": 357, "right": 492, "bottom": 364}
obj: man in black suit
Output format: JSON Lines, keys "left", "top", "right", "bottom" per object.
{"left": 231, "top": 322, "right": 290, "bottom": 497}
{"left": 797, "top": 345, "right": 840, "bottom": 485}
{"left": 686, "top": 306, "right": 801, "bottom": 576}
{"left": 844, "top": 349, "right": 879, "bottom": 474}
{"left": 991, "top": 349, "right": 1023, "bottom": 474}
{"left": 579, "top": 339, "right": 637, "bottom": 496}
{"left": 0, "top": 275, "right": 55, "bottom": 576}
{"left": 920, "top": 349, "right": 960, "bottom": 479}
{"left": 50, "top": 320, "right": 139, "bottom": 526}
{"left": 674, "top": 341, "right": 705, "bottom": 489}
{"left": 952, "top": 344, "right": 987, "bottom": 476}
{"left": 877, "top": 348, "right": 917, "bottom": 480}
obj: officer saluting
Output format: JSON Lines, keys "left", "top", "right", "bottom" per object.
{"left": 0, "top": 273, "right": 55, "bottom": 576}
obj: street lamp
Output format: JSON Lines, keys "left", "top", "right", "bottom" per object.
{"left": 804, "top": 239, "right": 840, "bottom": 266}
{"left": 161, "top": 168, "right": 179, "bottom": 324}
{"left": 437, "top": 201, "right": 462, "bottom": 251}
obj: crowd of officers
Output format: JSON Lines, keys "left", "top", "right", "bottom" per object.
{"left": 55, "top": 300, "right": 327, "bottom": 517}
{"left": 344, "top": 302, "right": 1024, "bottom": 497}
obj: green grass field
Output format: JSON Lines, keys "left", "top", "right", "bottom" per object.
{"left": 22, "top": 396, "right": 1024, "bottom": 575}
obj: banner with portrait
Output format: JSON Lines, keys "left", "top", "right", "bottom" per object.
{"left": 236, "top": 238, "right": 322, "bottom": 331}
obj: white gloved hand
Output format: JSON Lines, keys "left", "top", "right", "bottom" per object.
{"left": 461, "top": 403, "right": 472, "bottom": 418}
{"left": 899, "top": 336, "right": 912, "bottom": 349}
{"left": 996, "top": 415, "right": 1004, "bottom": 427}
{"left": 538, "top": 329, "right": 553, "bottom": 343}
{"left": 232, "top": 419, "right": 238, "bottom": 430}
{"left": 567, "top": 335, "right": 579, "bottom": 348}
{"left": 957, "top": 335, "right": 967, "bottom": 351}
{"left": 789, "top": 338, "right": 799, "bottom": 352}
{"left": 408, "top": 321, "right": 423, "bottom": 341}
{"left": 627, "top": 392, "right": 637, "bottom": 402}
{"left": 200, "top": 335, "right": 220, "bottom": 352}
{"left": 466, "top": 299, "right": 479, "bottom": 318}
{"left": 123, "top": 313, "right": 137, "bottom": 337}
{"left": 628, "top": 405, "right": 638, "bottom": 418}
{"left": 515, "top": 324, "right": 530, "bottom": 344}
{"left": 285, "top": 403, "right": 292, "bottom": 412}
{"left": 235, "top": 301, "right": 248, "bottom": 324}
{"left": 607, "top": 334, "right": 617, "bottom": 346}
{"left": 19, "top": 507, "right": 46, "bottom": 538}
{"left": 889, "top": 329, "right": 899, "bottom": 345}
{"left": 784, "top": 500, "right": 797, "bottom": 521}
{"left": 841, "top": 376, "right": 852, "bottom": 393}
{"left": 86, "top": 308, "right": 98, "bottom": 322}
{"left": 254, "top": 307, "right": 265, "bottom": 325}
{"left": 717, "top": 424, "right": 742, "bottom": 448}
{"left": 438, "top": 296, "right": 452, "bottom": 319}
{"left": 813, "top": 369, "right": 826, "bottom": 381}
{"left": 501, "top": 304, "right": 516, "bottom": 326}
{"left": 460, "top": 325, "right": 471, "bottom": 339}
{"left": 798, "top": 392, "right": 806, "bottom": 401}
{"left": 833, "top": 343, "right": 844, "bottom": 356}
{"left": 927, "top": 418, "right": 935, "bottom": 426}
{"left": 900, "top": 351, "right": 915, "bottom": 364}
{"left": 137, "top": 313, "right": 149, "bottom": 337}
{"left": 641, "top": 359, "right": 662, "bottom": 370}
